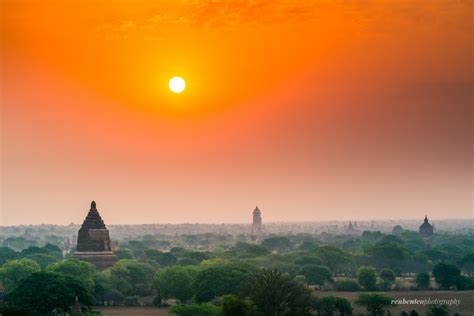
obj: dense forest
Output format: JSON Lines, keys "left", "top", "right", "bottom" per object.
{"left": 0, "top": 227, "right": 473, "bottom": 315}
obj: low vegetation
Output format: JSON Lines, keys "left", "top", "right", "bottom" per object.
{"left": 0, "top": 228, "right": 473, "bottom": 315}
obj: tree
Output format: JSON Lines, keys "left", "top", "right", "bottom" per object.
{"left": 0, "top": 305, "right": 36, "bottom": 316}
{"left": 155, "top": 265, "right": 198, "bottom": 303}
{"left": 334, "top": 296, "right": 353, "bottom": 316}
{"left": 315, "top": 296, "right": 352, "bottom": 316}
{"left": 220, "top": 295, "right": 258, "bottom": 316}
{"left": 458, "top": 253, "right": 474, "bottom": 277}
{"left": 7, "top": 271, "right": 94, "bottom": 315}
{"left": 241, "top": 269, "right": 312, "bottom": 316}
{"left": 414, "top": 272, "right": 430, "bottom": 289}
{"left": 294, "top": 255, "right": 322, "bottom": 266}
{"left": 232, "top": 242, "right": 269, "bottom": 258}
{"left": 355, "top": 293, "right": 393, "bottom": 316}
{"left": 313, "top": 246, "right": 351, "bottom": 273}
{"left": 379, "top": 269, "right": 396, "bottom": 290}
{"left": 357, "top": 266, "right": 378, "bottom": 290}
{"left": 145, "top": 249, "right": 177, "bottom": 267}
{"left": 432, "top": 263, "right": 461, "bottom": 289}
{"left": 194, "top": 264, "right": 249, "bottom": 302}
{"left": 299, "top": 265, "right": 332, "bottom": 288}
{"left": 106, "top": 259, "right": 155, "bottom": 296}
{"left": 169, "top": 303, "right": 221, "bottom": 316}
{"left": 0, "top": 247, "right": 18, "bottom": 265}
{"left": 25, "top": 253, "right": 59, "bottom": 269}
{"left": 114, "top": 248, "right": 134, "bottom": 260}
{"left": 47, "top": 259, "right": 96, "bottom": 291}
{"left": 315, "top": 296, "right": 337, "bottom": 316}
{"left": 427, "top": 304, "right": 449, "bottom": 316}
{"left": 299, "top": 240, "right": 318, "bottom": 251}
{"left": 261, "top": 237, "right": 292, "bottom": 253}
{"left": 0, "top": 258, "right": 41, "bottom": 292}
{"left": 365, "top": 243, "right": 408, "bottom": 260}
{"left": 334, "top": 279, "right": 361, "bottom": 292}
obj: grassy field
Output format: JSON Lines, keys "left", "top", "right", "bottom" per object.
{"left": 97, "top": 291, "right": 474, "bottom": 315}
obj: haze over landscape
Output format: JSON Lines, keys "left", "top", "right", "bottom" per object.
{"left": 1, "top": 0, "right": 472, "bottom": 225}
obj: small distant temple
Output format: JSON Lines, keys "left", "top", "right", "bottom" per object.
{"left": 346, "top": 221, "right": 359, "bottom": 234}
{"left": 346, "top": 221, "right": 355, "bottom": 234}
{"left": 252, "top": 206, "right": 263, "bottom": 234}
{"left": 73, "top": 201, "right": 118, "bottom": 270}
{"left": 419, "top": 215, "right": 434, "bottom": 237}
{"left": 392, "top": 225, "right": 404, "bottom": 235}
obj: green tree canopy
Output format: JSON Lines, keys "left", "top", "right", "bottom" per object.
{"left": 194, "top": 264, "right": 249, "bottom": 303}
{"left": 299, "top": 264, "right": 332, "bottom": 288}
{"left": 241, "top": 269, "right": 312, "bottom": 316}
{"left": 7, "top": 271, "right": 94, "bottom": 315}
{"left": 232, "top": 242, "right": 270, "bottom": 258}
{"left": 0, "top": 258, "right": 41, "bottom": 292}
{"left": 220, "top": 294, "right": 258, "bottom": 316}
{"left": 155, "top": 265, "right": 198, "bottom": 303}
{"left": 458, "top": 253, "right": 474, "bottom": 277}
{"left": 355, "top": 293, "right": 393, "bottom": 316}
{"left": 414, "top": 272, "right": 430, "bottom": 289}
{"left": 169, "top": 303, "right": 220, "bottom": 316}
{"left": 261, "top": 237, "right": 292, "bottom": 253}
{"left": 0, "top": 247, "right": 18, "bottom": 265}
{"left": 114, "top": 248, "right": 134, "bottom": 260}
{"left": 427, "top": 304, "right": 449, "bottom": 316}
{"left": 315, "top": 296, "right": 353, "bottom": 316}
{"left": 24, "top": 253, "right": 60, "bottom": 269}
{"left": 432, "top": 263, "right": 461, "bottom": 289}
{"left": 313, "top": 246, "right": 351, "bottom": 273}
{"left": 379, "top": 269, "right": 396, "bottom": 289}
{"left": 357, "top": 266, "right": 378, "bottom": 290}
{"left": 47, "top": 258, "right": 96, "bottom": 291}
{"left": 105, "top": 259, "right": 155, "bottom": 296}
{"left": 145, "top": 249, "right": 177, "bottom": 267}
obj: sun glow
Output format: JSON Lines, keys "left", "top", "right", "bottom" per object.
{"left": 169, "top": 76, "right": 186, "bottom": 93}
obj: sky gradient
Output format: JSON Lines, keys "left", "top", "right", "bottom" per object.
{"left": 1, "top": 0, "right": 472, "bottom": 225}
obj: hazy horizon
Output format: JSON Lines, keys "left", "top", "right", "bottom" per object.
{"left": 1, "top": 0, "right": 472, "bottom": 225}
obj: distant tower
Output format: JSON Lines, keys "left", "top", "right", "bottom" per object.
{"left": 419, "top": 215, "right": 434, "bottom": 237}
{"left": 346, "top": 221, "right": 355, "bottom": 234}
{"left": 73, "top": 201, "right": 118, "bottom": 270}
{"left": 252, "top": 206, "right": 262, "bottom": 234}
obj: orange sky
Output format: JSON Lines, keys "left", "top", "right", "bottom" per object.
{"left": 1, "top": 0, "right": 472, "bottom": 225}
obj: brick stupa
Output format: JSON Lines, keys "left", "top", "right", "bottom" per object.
{"left": 73, "top": 201, "right": 117, "bottom": 270}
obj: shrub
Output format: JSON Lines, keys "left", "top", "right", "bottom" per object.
{"left": 335, "top": 279, "right": 361, "bottom": 291}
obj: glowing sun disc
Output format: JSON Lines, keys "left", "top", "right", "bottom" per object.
{"left": 169, "top": 76, "right": 186, "bottom": 93}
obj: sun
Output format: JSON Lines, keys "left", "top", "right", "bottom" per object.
{"left": 169, "top": 76, "right": 186, "bottom": 93}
